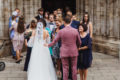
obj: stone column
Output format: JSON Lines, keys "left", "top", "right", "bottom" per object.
{"left": 88, "top": 0, "right": 94, "bottom": 23}
{"left": 76, "top": 0, "right": 80, "bottom": 20}
{"left": 95, "top": 0, "right": 101, "bottom": 36}
{"left": 100, "top": 0, "right": 107, "bottom": 36}
{"left": 0, "top": 0, "right": 4, "bottom": 37}
{"left": 29, "top": 0, "right": 34, "bottom": 20}
{"left": 113, "top": 0, "right": 119, "bottom": 39}
{"left": 24, "top": 0, "right": 30, "bottom": 24}
{"left": 92, "top": 0, "right": 96, "bottom": 35}
{"left": 17, "top": 0, "right": 24, "bottom": 15}
{"left": 84, "top": 0, "right": 89, "bottom": 12}
{"left": 106, "top": 0, "right": 114, "bottom": 38}
{"left": 3, "top": 0, "right": 11, "bottom": 37}
{"left": 79, "top": 0, "right": 84, "bottom": 20}
{"left": 119, "top": 0, "right": 120, "bottom": 40}
{"left": 34, "top": 0, "right": 39, "bottom": 16}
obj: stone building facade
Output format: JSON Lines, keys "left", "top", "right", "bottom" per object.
{"left": 0, "top": 0, "right": 120, "bottom": 57}
{"left": 0, "top": 0, "right": 41, "bottom": 57}
{"left": 76, "top": 0, "right": 120, "bottom": 57}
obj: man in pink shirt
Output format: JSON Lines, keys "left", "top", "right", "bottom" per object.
{"left": 46, "top": 16, "right": 81, "bottom": 80}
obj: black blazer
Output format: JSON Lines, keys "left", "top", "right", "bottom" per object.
{"left": 35, "top": 15, "right": 43, "bottom": 21}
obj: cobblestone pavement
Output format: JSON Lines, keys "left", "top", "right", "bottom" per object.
{"left": 0, "top": 52, "right": 120, "bottom": 80}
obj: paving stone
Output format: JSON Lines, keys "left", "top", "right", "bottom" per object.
{"left": 0, "top": 52, "right": 119, "bottom": 80}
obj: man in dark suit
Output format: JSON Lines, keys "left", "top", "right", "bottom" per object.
{"left": 60, "top": 10, "right": 80, "bottom": 30}
{"left": 35, "top": 8, "right": 44, "bottom": 21}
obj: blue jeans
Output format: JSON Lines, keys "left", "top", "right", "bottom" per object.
{"left": 12, "top": 45, "right": 16, "bottom": 56}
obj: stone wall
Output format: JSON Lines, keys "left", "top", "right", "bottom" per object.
{"left": 0, "top": 0, "right": 120, "bottom": 57}
{"left": 76, "top": 0, "right": 120, "bottom": 57}
{"left": 0, "top": 0, "right": 41, "bottom": 57}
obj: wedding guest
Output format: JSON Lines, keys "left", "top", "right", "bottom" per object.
{"left": 72, "top": 15, "right": 78, "bottom": 21}
{"left": 44, "top": 11, "right": 50, "bottom": 28}
{"left": 47, "top": 14, "right": 56, "bottom": 32}
{"left": 55, "top": 15, "right": 60, "bottom": 21}
{"left": 60, "top": 12, "right": 80, "bottom": 30}
{"left": 45, "top": 14, "right": 55, "bottom": 55}
{"left": 9, "top": 11, "right": 18, "bottom": 59}
{"left": 24, "top": 20, "right": 37, "bottom": 71}
{"left": 26, "top": 18, "right": 37, "bottom": 29}
{"left": 82, "top": 12, "right": 93, "bottom": 38}
{"left": 66, "top": 10, "right": 72, "bottom": 17}
{"left": 59, "top": 14, "right": 80, "bottom": 80}
{"left": 10, "top": 16, "right": 25, "bottom": 63}
{"left": 35, "top": 8, "right": 44, "bottom": 21}
{"left": 47, "top": 15, "right": 81, "bottom": 80}
{"left": 55, "top": 15, "right": 63, "bottom": 27}
{"left": 53, "top": 10, "right": 57, "bottom": 18}
{"left": 9, "top": 8, "right": 20, "bottom": 59}
{"left": 57, "top": 8, "right": 63, "bottom": 18}
{"left": 77, "top": 23, "right": 92, "bottom": 80}
{"left": 44, "top": 11, "right": 49, "bottom": 22}
{"left": 64, "top": 6, "right": 70, "bottom": 13}
{"left": 51, "top": 19, "right": 62, "bottom": 76}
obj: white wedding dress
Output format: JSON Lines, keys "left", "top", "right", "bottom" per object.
{"left": 27, "top": 22, "right": 57, "bottom": 80}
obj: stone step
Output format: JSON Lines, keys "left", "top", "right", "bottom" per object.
{"left": 0, "top": 78, "right": 26, "bottom": 80}
{"left": 0, "top": 72, "right": 27, "bottom": 78}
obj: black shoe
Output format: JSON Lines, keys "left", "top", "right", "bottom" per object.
{"left": 12, "top": 56, "right": 17, "bottom": 60}
{"left": 16, "top": 59, "right": 22, "bottom": 64}
{"left": 23, "top": 69, "right": 27, "bottom": 72}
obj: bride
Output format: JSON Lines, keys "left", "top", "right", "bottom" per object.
{"left": 27, "top": 20, "right": 57, "bottom": 80}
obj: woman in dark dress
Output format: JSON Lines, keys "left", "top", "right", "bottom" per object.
{"left": 77, "top": 24, "right": 92, "bottom": 80}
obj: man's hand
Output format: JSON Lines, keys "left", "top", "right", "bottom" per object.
{"left": 78, "top": 48, "right": 81, "bottom": 51}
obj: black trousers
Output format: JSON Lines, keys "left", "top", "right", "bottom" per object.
{"left": 24, "top": 47, "right": 32, "bottom": 71}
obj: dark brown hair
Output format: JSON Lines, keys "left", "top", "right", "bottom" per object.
{"left": 30, "top": 20, "right": 36, "bottom": 29}
{"left": 12, "top": 15, "right": 16, "bottom": 21}
{"left": 63, "top": 15, "right": 71, "bottom": 24}
{"left": 82, "top": 12, "right": 90, "bottom": 25}
{"left": 78, "top": 23, "right": 88, "bottom": 32}
{"left": 17, "top": 16, "right": 25, "bottom": 33}
{"left": 39, "top": 19, "right": 46, "bottom": 28}
{"left": 38, "top": 8, "right": 44, "bottom": 11}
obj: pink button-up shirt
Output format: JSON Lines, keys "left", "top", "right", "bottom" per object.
{"left": 48, "top": 26, "right": 81, "bottom": 58}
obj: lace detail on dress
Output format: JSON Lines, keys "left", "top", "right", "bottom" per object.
{"left": 37, "top": 22, "right": 44, "bottom": 41}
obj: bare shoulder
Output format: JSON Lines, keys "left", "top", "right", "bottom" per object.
{"left": 44, "top": 29, "right": 49, "bottom": 36}
{"left": 89, "top": 22, "right": 92, "bottom": 25}
{"left": 44, "top": 29, "right": 48, "bottom": 34}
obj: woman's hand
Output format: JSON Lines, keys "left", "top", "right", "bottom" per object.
{"left": 44, "top": 43, "right": 48, "bottom": 47}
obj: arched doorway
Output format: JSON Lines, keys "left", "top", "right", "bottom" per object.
{"left": 42, "top": 0, "right": 76, "bottom": 14}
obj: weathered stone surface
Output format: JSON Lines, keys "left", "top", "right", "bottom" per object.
{"left": 0, "top": 52, "right": 120, "bottom": 80}
{"left": 0, "top": 0, "right": 120, "bottom": 57}
{"left": 0, "top": 39, "right": 11, "bottom": 58}
{"left": 77, "top": 0, "right": 120, "bottom": 57}
{"left": 0, "top": 0, "right": 41, "bottom": 57}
